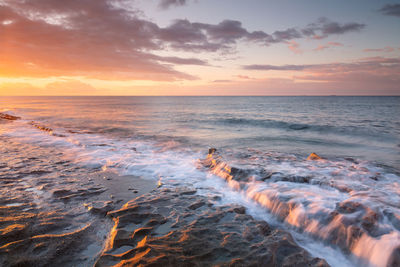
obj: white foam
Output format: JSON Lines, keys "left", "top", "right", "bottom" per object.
{"left": 2, "top": 121, "right": 400, "bottom": 267}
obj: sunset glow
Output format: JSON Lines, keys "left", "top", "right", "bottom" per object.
{"left": 1, "top": 0, "right": 399, "bottom": 95}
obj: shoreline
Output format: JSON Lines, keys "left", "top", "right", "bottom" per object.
{"left": 1, "top": 103, "right": 400, "bottom": 267}
{"left": 0, "top": 135, "right": 158, "bottom": 267}
{"left": 0, "top": 164, "right": 328, "bottom": 266}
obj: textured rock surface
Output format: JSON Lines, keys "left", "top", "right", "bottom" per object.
{"left": 96, "top": 187, "right": 329, "bottom": 267}
{"left": 0, "top": 138, "right": 154, "bottom": 267}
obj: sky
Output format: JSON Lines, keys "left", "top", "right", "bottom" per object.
{"left": 0, "top": 0, "right": 400, "bottom": 95}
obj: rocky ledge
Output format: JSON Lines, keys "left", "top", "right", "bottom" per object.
{"left": 96, "top": 187, "right": 329, "bottom": 267}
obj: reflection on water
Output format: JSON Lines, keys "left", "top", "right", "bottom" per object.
{"left": 1, "top": 96, "right": 399, "bottom": 167}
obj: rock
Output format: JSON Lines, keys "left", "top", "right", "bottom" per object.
{"left": 179, "top": 189, "right": 197, "bottom": 195}
{"left": 208, "top": 148, "right": 217, "bottom": 154}
{"left": 84, "top": 201, "right": 114, "bottom": 216}
{"left": 337, "top": 201, "right": 363, "bottom": 214}
{"left": 30, "top": 121, "right": 53, "bottom": 133}
{"left": 95, "top": 187, "right": 329, "bottom": 267}
{"left": 388, "top": 247, "right": 400, "bottom": 267}
{"left": 307, "top": 152, "right": 322, "bottom": 161}
{"left": 257, "top": 220, "right": 272, "bottom": 236}
{"left": 232, "top": 206, "right": 246, "bottom": 214}
{"left": 188, "top": 201, "right": 205, "bottom": 210}
{"left": 344, "top": 157, "right": 358, "bottom": 164}
{"left": 0, "top": 113, "right": 21, "bottom": 120}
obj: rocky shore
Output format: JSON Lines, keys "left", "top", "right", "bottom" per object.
{"left": 1, "top": 113, "right": 329, "bottom": 266}
{"left": 96, "top": 187, "right": 328, "bottom": 267}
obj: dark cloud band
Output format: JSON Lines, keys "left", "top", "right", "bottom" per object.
{"left": 159, "top": 0, "right": 188, "bottom": 9}
{"left": 379, "top": 4, "right": 400, "bottom": 17}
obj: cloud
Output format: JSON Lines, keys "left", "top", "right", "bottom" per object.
{"left": 363, "top": 47, "right": 395, "bottom": 53}
{"left": 287, "top": 41, "right": 303, "bottom": 54}
{"left": 0, "top": 0, "right": 366, "bottom": 82}
{"left": 159, "top": 0, "right": 188, "bottom": 9}
{"left": 243, "top": 64, "right": 307, "bottom": 71}
{"left": 302, "top": 17, "right": 365, "bottom": 39}
{"left": 379, "top": 4, "right": 400, "bottom": 17}
{"left": 272, "top": 28, "right": 302, "bottom": 42}
{"left": 236, "top": 75, "right": 254, "bottom": 80}
{"left": 159, "top": 19, "right": 274, "bottom": 52}
{"left": 0, "top": 1, "right": 203, "bottom": 81}
{"left": 160, "top": 17, "right": 363, "bottom": 52}
{"left": 212, "top": 79, "right": 232, "bottom": 83}
{"left": 243, "top": 57, "right": 400, "bottom": 92}
{"left": 244, "top": 57, "right": 400, "bottom": 72}
{"left": 313, "top": 42, "right": 343, "bottom": 51}
{"left": 150, "top": 55, "right": 208, "bottom": 65}
{"left": 189, "top": 76, "right": 399, "bottom": 96}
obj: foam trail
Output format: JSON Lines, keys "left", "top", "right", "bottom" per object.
{"left": 201, "top": 149, "right": 400, "bottom": 267}
{"left": 2, "top": 116, "right": 400, "bottom": 266}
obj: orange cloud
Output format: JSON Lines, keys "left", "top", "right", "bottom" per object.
{"left": 363, "top": 47, "right": 395, "bottom": 53}
{"left": 287, "top": 41, "right": 303, "bottom": 54}
{"left": 313, "top": 42, "right": 343, "bottom": 51}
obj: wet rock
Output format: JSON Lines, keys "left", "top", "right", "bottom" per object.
{"left": 259, "top": 171, "right": 277, "bottom": 181}
{"left": 84, "top": 201, "right": 114, "bottom": 216}
{"left": 179, "top": 189, "right": 197, "bottom": 195}
{"left": 337, "top": 201, "right": 364, "bottom": 214}
{"left": 0, "top": 224, "right": 93, "bottom": 267}
{"left": 0, "top": 224, "right": 27, "bottom": 243}
{"left": 188, "top": 200, "right": 205, "bottom": 210}
{"left": 0, "top": 113, "right": 20, "bottom": 121}
{"left": 361, "top": 210, "right": 380, "bottom": 235}
{"left": 307, "top": 152, "right": 322, "bottom": 161}
{"left": 53, "top": 189, "right": 71, "bottom": 198}
{"left": 280, "top": 175, "right": 311, "bottom": 184}
{"left": 96, "top": 187, "right": 329, "bottom": 267}
{"left": 257, "top": 220, "right": 272, "bottom": 236}
{"left": 30, "top": 121, "right": 53, "bottom": 133}
{"left": 230, "top": 167, "right": 251, "bottom": 181}
{"left": 208, "top": 148, "right": 217, "bottom": 154}
{"left": 52, "top": 187, "right": 106, "bottom": 201}
{"left": 212, "top": 195, "right": 222, "bottom": 201}
{"left": 344, "top": 157, "right": 358, "bottom": 164}
{"left": 383, "top": 209, "right": 400, "bottom": 231}
{"left": 388, "top": 247, "right": 400, "bottom": 267}
{"left": 232, "top": 206, "right": 246, "bottom": 214}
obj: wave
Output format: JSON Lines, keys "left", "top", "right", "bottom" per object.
{"left": 219, "top": 117, "right": 311, "bottom": 131}
{"left": 213, "top": 117, "right": 396, "bottom": 140}
{"left": 2, "top": 113, "right": 400, "bottom": 266}
{"left": 199, "top": 148, "right": 400, "bottom": 267}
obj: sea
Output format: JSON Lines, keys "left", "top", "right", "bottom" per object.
{"left": 1, "top": 96, "right": 399, "bottom": 266}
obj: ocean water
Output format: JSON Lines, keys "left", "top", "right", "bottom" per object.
{"left": 1, "top": 96, "right": 400, "bottom": 266}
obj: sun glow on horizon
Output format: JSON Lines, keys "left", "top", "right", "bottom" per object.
{"left": 0, "top": 0, "right": 399, "bottom": 95}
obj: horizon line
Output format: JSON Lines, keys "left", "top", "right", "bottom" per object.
{"left": 1, "top": 95, "right": 399, "bottom": 97}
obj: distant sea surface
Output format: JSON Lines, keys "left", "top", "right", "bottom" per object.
{"left": 1, "top": 96, "right": 400, "bottom": 266}
{"left": 1, "top": 96, "right": 399, "bottom": 167}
